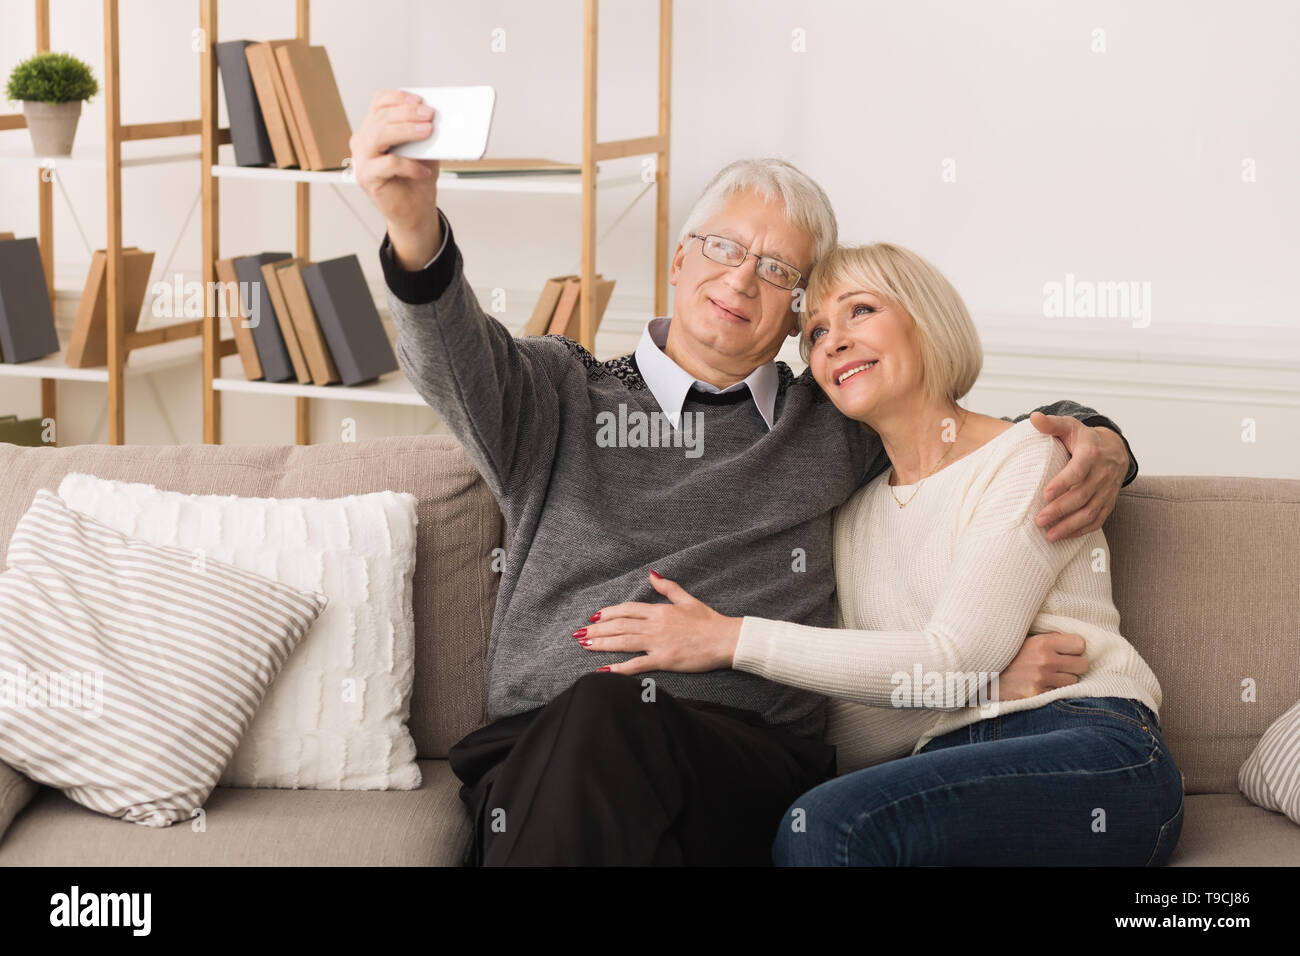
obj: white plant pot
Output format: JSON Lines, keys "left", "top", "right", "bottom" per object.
{"left": 22, "top": 100, "right": 83, "bottom": 156}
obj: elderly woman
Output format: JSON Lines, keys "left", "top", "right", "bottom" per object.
{"left": 580, "top": 241, "right": 1185, "bottom": 866}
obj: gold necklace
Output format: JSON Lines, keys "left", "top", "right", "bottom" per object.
{"left": 890, "top": 409, "right": 969, "bottom": 509}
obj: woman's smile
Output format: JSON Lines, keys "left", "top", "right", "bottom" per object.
{"left": 833, "top": 359, "right": 880, "bottom": 387}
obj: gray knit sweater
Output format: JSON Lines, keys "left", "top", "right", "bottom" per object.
{"left": 379, "top": 213, "right": 1136, "bottom": 739}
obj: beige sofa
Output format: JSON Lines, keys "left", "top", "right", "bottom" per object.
{"left": 0, "top": 436, "right": 1297, "bottom": 866}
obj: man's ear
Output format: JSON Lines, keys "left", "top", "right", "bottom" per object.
{"left": 669, "top": 243, "right": 685, "bottom": 286}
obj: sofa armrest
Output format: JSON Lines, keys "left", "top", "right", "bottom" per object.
{"left": 0, "top": 761, "right": 39, "bottom": 845}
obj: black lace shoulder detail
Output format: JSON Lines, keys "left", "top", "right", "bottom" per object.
{"left": 774, "top": 360, "right": 798, "bottom": 394}
{"left": 783, "top": 360, "right": 836, "bottom": 403}
{"left": 551, "top": 335, "right": 647, "bottom": 390}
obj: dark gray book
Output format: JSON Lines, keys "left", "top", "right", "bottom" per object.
{"left": 302, "top": 255, "right": 398, "bottom": 386}
{"left": 233, "top": 252, "right": 294, "bottom": 381}
{"left": 215, "top": 40, "right": 276, "bottom": 167}
{"left": 0, "top": 237, "right": 60, "bottom": 363}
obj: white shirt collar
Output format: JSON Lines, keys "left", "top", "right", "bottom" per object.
{"left": 633, "top": 316, "right": 779, "bottom": 430}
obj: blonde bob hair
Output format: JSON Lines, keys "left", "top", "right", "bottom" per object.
{"left": 801, "top": 243, "right": 983, "bottom": 407}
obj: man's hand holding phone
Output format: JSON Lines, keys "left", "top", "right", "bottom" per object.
{"left": 350, "top": 90, "right": 442, "bottom": 270}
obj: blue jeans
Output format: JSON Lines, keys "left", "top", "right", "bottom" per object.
{"left": 773, "top": 696, "right": 1185, "bottom": 866}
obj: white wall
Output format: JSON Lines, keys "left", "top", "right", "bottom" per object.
{"left": 1, "top": 1, "right": 1296, "bottom": 476}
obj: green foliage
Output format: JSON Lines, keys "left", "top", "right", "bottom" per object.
{"left": 6, "top": 51, "right": 99, "bottom": 104}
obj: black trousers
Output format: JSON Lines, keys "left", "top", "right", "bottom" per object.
{"left": 447, "top": 672, "right": 837, "bottom": 866}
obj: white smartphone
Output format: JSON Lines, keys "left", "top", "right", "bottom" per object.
{"left": 390, "top": 86, "right": 496, "bottom": 161}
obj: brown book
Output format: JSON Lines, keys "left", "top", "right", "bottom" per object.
{"left": 547, "top": 275, "right": 616, "bottom": 339}
{"left": 260, "top": 258, "right": 312, "bottom": 383}
{"left": 546, "top": 278, "right": 582, "bottom": 336}
{"left": 524, "top": 275, "right": 576, "bottom": 336}
{"left": 244, "top": 40, "right": 302, "bottom": 168}
{"left": 275, "top": 44, "right": 352, "bottom": 170}
{"left": 215, "top": 256, "right": 262, "bottom": 379}
{"left": 66, "top": 247, "right": 155, "bottom": 368}
{"left": 0, "top": 232, "right": 14, "bottom": 241}
{"left": 590, "top": 275, "right": 617, "bottom": 335}
{"left": 276, "top": 259, "right": 339, "bottom": 385}
{"left": 270, "top": 43, "right": 312, "bottom": 168}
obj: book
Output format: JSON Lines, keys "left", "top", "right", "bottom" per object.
{"left": 260, "top": 258, "right": 312, "bottom": 383}
{"left": 0, "top": 236, "right": 60, "bottom": 363}
{"left": 214, "top": 40, "right": 276, "bottom": 167}
{"left": 301, "top": 254, "right": 398, "bottom": 386}
{"left": 275, "top": 44, "right": 352, "bottom": 171}
{"left": 65, "top": 247, "right": 155, "bottom": 368}
{"left": 524, "top": 275, "right": 576, "bottom": 336}
{"left": 275, "top": 260, "right": 340, "bottom": 385}
{"left": 546, "top": 275, "right": 615, "bottom": 339}
{"left": 546, "top": 278, "right": 582, "bottom": 336}
{"left": 243, "top": 40, "right": 305, "bottom": 169}
{"left": 215, "top": 256, "right": 262, "bottom": 380}
{"left": 269, "top": 42, "right": 313, "bottom": 168}
{"left": 233, "top": 252, "right": 294, "bottom": 382}
{"left": 589, "top": 276, "right": 616, "bottom": 339}
{"left": 0, "top": 414, "right": 47, "bottom": 445}
{"left": 0, "top": 233, "right": 14, "bottom": 241}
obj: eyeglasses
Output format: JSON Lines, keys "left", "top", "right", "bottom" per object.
{"left": 687, "top": 233, "right": 804, "bottom": 291}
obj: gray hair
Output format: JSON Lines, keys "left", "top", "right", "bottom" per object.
{"left": 677, "top": 158, "right": 838, "bottom": 273}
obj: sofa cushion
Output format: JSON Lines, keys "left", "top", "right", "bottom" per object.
{"left": 1106, "top": 476, "right": 1300, "bottom": 794}
{"left": 57, "top": 472, "right": 422, "bottom": 791}
{"left": 0, "top": 759, "right": 38, "bottom": 842}
{"left": 0, "top": 759, "right": 471, "bottom": 865}
{"left": 0, "top": 437, "right": 503, "bottom": 760}
{"left": 0, "top": 490, "right": 326, "bottom": 827}
{"left": 1167, "top": 792, "right": 1300, "bottom": 866}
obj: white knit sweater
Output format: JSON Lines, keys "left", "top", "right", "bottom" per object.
{"left": 733, "top": 418, "right": 1162, "bottom": 772}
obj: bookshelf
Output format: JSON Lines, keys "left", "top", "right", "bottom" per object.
{"left": 198, "top": 0, "right": 673, "bottom": 444}
{"left": 0, "top": 0, "right": 211, "bottom": 445}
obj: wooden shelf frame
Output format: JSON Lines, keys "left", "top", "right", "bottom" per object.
{"left": 0, "top": 0, "right": 213, "bottom": 445}
{"left": 198, "top": 0, "right": 673, "bottom": 445}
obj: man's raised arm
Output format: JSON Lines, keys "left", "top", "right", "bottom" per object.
{"left": 351, "top": 90, "right": 559, "bottom": 499}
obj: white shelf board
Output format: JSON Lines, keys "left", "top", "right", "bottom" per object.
{"left": 0, "top": 145, "right": 200, "bottom": 169}
{"left": 0, "top": 333, "right": 203, "bottom": 382}
{"left": 214, "top": 354, "right": 425, "bottom": 406}
{"left": 211, "top": 164, "right": 645, "bottom": 193}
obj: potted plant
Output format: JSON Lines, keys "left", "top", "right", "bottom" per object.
{"left": 5, "top": 51, "right": 99, "bottom": 156}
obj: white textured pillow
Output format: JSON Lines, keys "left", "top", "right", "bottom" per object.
{"left": 1239, "top": 699, "right": 1300, "bottom": 826}
{"left": 57, "top": 473, "right": 422, "bottom": 791}
{"left": 0, "top": 490, "right": 326, "bottom": 827}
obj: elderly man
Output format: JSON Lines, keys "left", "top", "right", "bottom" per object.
{"left": 352, "top": 91, "right": 1137, "bottom": 866}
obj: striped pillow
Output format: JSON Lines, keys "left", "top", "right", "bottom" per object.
{"left": 0, "top": 489, "right": 326, "bottom": 827}
{"left": 1239, "top": 699, "right": 1300, "bottom": 827}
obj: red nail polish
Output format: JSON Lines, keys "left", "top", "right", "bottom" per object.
{"left": 596, "top": 666, "right": 610, "bottom": 673}
{"left": 578, "top": 639, "right": 592, "bottom": 647}
{"left": 588, "top": 611, "right": 601, "bottom": 623}
{"left": 649, "top": 569, "right": 663, "bottom": 579}
{"left": 572, "top": 628, "right": 587, "bottom": 639}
